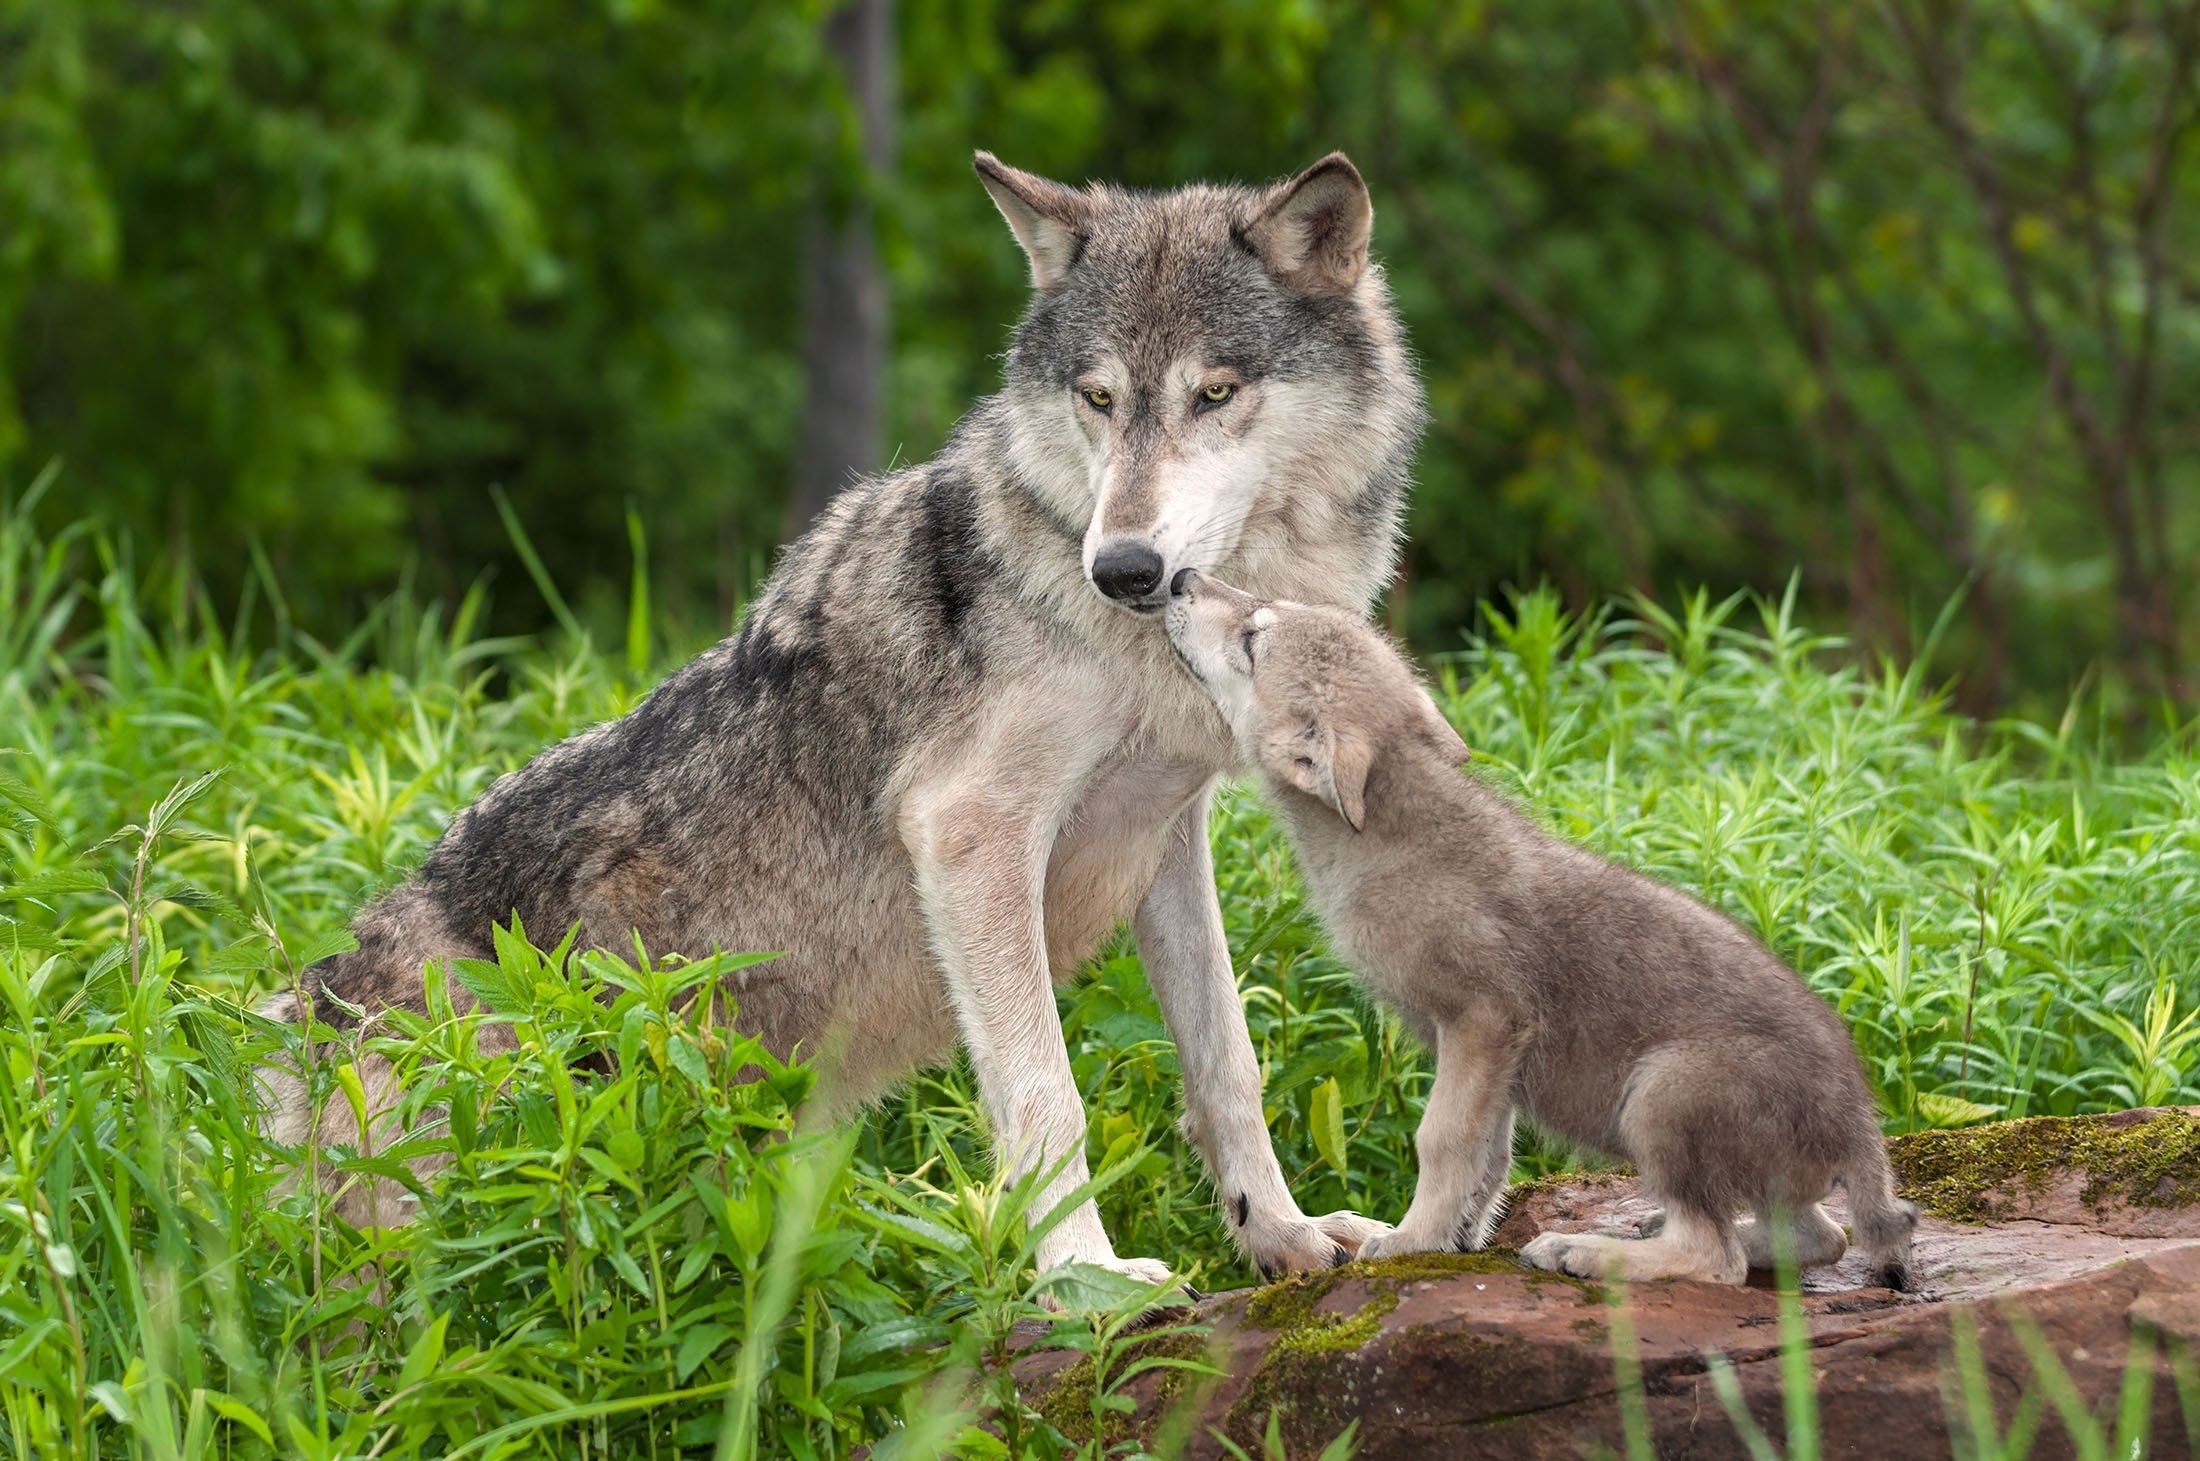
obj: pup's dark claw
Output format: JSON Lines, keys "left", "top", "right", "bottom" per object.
{"left": 1257, "top": 1260, "right": 1279, "bottom": 1282}
{"left": 1182, "top": 1284, "right": 1206, "bottom": 1303}
{"left": 1330, "top": 1244, "right": 1351, "bottom": 1268}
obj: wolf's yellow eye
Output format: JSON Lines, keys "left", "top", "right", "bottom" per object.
{"left": 1201, "top": 383, "right": 1236, "bottom": 405}
{"left": 1081, "top": 388, "right": 1113, "bottom": 412}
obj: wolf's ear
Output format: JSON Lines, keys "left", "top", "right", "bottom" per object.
{"left": 1265, "top": 720, "right": 1375, "bottom": 832}
{"left": 1247, "top": 152, "right": 1372, "bottom": 296}
{"left": 1418, "top": 688, "right": 1471, "bottom": 767}
{"left": 974, "top": 152, "right": 1090, "bottom": 292}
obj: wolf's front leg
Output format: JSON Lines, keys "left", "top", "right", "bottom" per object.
{"left": 1138, "top": 791, "right": 1391, "bottom": 1277}
{"left": 1359, "top": 1012, "right": 1528, "bottom": 1259}
{"left": 907, "top": 785, "right": 1171, "bottom": 1293}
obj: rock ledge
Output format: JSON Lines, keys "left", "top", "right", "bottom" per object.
{"left": 1018, "top": 1109, "right": 2200, "bottom": 1458}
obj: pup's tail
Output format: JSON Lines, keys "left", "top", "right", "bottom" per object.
{"left": 1843, "top": 1147, "right": 1919, "bottom": 1292}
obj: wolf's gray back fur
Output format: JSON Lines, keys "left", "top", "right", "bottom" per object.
{"left": 262, "top": 153, "right": 1425, "bottom": 1283}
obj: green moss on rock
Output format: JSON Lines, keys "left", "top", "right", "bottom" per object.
{"left": 1242, "top": 1271, "right": 1338, "bottom": 1333}
{"left": 1890, "top": 1109, "right": 2200, "bottom": 1224}
{"left": 1029, "top": 1329, "right": 1212, "bottom": 1449}
{"left": 1242, "top": 1247, "right": 1551, "bottom": 1334}
{"left": 1352, "top": 1248, "right": 1532, "bottom": 1284}
{"left": 1270, "top": 1290, "right": 1399, "bottom": 1359}
{"left": 1228, "top": 1292, "right": 1395, "bottom": 1444}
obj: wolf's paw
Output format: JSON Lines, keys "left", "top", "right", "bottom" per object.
{"left": 1094, "top": 1254, "right": 1176, "bottom": 1287}
{"left": 1033, "top": 1253, "right": 1190, "bottom": 1312}
{"left": 1247, "top": 1210, "right": 1391, "bottom": 1279}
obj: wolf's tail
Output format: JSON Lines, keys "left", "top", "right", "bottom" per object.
{"left": 1842, "top": 1147, "right": 1919, "bottom": 1292}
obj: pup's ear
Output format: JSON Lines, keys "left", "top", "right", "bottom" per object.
{"left": 974, "top": 152, "right": 1090, "bottom": 292}
{"left": 1264, "top": 720, "right": 1375, "bottom": 832}
{"left": 1246, "top": 152, "right": 1372, "bottom": 296}
{"left": 1327, "top": 726, "right": 1374, "bottom": 831}
{"left": 1418, "top": 688, "right": 1471, "bottom": 767}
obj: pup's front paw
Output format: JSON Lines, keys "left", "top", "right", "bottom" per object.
{"left": 1245, "top": 1210, "right": 1391, "bottom": 1279}
{"left": 1312, "top": 1209, "right": 1392, "bottom": 1257}
{"left": 1519, "top": 1230, "right": 1607, "bottom": 1279}
{"left": 1356, "top": 1225, "right": 1454, "bottom": 1261}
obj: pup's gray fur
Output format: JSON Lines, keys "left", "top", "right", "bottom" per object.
{"left": 259, "top": 153, "right": 1426, "bottom": 1286}
{"left": 1163, "top": 573, "right": 1917, "bottom": 1289}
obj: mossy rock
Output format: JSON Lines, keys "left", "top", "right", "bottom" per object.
{"left": 1227, "top": 1288, "right": 1398, "bottom": 1444}
{"left": 1890, "top": 1108, "right": 2200, "bottom": 1224}
{"left": 1242, "top": 1248, "right": 1532, "bottom": 1334}
{"left": 1227, "top": 1247, "right": 1603, "bottom": 1444}
{"left": 1029, "top": 1329, "right": 1215, "bottom": 1449}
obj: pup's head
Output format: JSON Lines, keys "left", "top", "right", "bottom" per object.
{"left": 1165, "top": 569, "right": 1467, "bottom": 831}
{"left": 977, "top": 151, "right": 1425, "bottom": 615}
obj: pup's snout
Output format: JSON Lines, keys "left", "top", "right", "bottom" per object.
{"left": 1091, "top": 541, "right": 1166, "bottom": 604}
{"left": 1169, "top": 567, "right": 1199, "bottom": 598}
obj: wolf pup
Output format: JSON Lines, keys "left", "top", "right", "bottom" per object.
{"left": 260, "top": 154, "right": 1426, "bottom": 1289}
{"left": 1162, "top": 572, "right": 1917, "bottom": 1288}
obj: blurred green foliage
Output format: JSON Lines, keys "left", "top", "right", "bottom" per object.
{"left": 3, "top": 0, "right": 2196, "bottom": 707}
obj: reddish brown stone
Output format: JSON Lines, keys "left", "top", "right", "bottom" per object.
{"left": 1019, "top": 1111, "right": 2200, "bottom": 1459}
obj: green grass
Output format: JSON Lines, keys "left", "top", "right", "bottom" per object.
{"left": 3, "top": 494, "right": 2198, "bottom": 1456}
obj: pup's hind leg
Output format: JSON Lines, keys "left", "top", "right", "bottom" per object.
{"left": 1520, "top": 1205, "right": 1747, "bottom": 1284}
{"left": 1360, "top": 1012, "right": 1528, "bottom": 1259}
{"left": 1736, "top": 1202, "right": 1848, "bottom": 1272}
{"left": 1523, "top": 1043, "right": 1761, "bottom": 1283}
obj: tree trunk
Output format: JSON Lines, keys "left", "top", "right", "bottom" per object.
{"left": 786, "top": 0, "right": 894, "bottom": 536}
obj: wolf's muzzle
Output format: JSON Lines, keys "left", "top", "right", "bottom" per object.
{"left": 1090, "top": 540, "right": 1167, "bottom": 609}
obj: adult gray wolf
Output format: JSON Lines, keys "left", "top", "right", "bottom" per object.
{"left": 260, "top": 152, "right": 1426, "bottom": 1289}
{"left": 1161, "top": 571, "right": 1917, "bottom": 1289}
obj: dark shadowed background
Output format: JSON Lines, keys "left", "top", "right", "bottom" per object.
{"left": 4, "top": 0, "right": 2195, "bottom": 714}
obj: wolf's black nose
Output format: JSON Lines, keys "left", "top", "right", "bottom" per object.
{"left": 1169, "top": 567, "right": 1197, "bottom": 598}
{"left": 1091, "top": 542, "right": 1166, "bottom": 602}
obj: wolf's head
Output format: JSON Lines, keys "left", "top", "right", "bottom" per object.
{"left": 978, "top": 152, "right": 1424, "bottom": 616}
